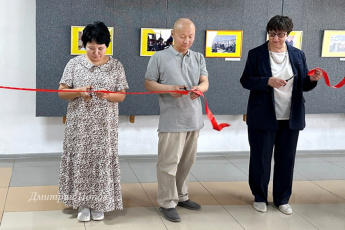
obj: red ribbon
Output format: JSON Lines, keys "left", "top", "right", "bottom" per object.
{"left": 191, "top": 90, "right": 230, "bottom": 131}
{"left": 0, "top": 86, "right": 189, "bottom": 95}
{"left": 0, "top": 86, "right": 230, "bottom": 131}
{"left": 308, "top": 68, "right": 345, "bottom": 89}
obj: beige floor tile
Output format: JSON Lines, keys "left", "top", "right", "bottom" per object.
{"left": 0, "top": 168, "right": 12, "bottom": 188}
{"left": 312, "top": 180, "right": 345, "bottom": 200}
{"left": 0, "top": 188, "right": 7, "bottom": 224}
{"left": 293, "top": 204, "right": 345, "bottom": 230}
{"left": 287, "top": 181, "right": 345, "bottom": 204}
{"left": 140, "top": 183, "right": 159, "bottom": 207}
{"left": 0, "top": 187, "right": 8, "bottom": 212}
{"left": 224, "top": 205, "right": 318, "bottom": 230}
{"left": 5, "top": 184, "right": 155, "bottom": 212}
{"left": 161, "top": 205, "right": 244, "bottom": 230}
{"left": 84, "top": 207, "right": 166, "bottom": 230}
{"left": 201, "top": 181, "right": 270, "bottom": 205}
{"left": 187, "top": 182, "right": 220, "bottom": 205}
{"left": 140, "top": 182, "right": 219, "bottom": 207}
{"left": 121, "top": 184, "right": 153, "bottom": 208}
{"left": 4, "top": 186, "right": 67, "bottom": 212}
{"left": 0, "top": 210, "right": 84, "bottom": 230}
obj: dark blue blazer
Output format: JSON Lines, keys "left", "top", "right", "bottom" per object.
{"left": 240, "top": 41, "right": 317, "bottom": 130}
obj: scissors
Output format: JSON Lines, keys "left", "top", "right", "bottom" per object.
{"left": 87, "top": 86, "right": 94, "bottom": 97}
{"left": 283, "top": 73, "right": 297, "bottom": 86}
{"left": 179, "top": 85, "right": 188, "bottom": 91}
{"left": 285, "top": 73, "right": 297, "bottom": 82}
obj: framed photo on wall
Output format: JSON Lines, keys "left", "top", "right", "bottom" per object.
{"left": 140, "top": 28, "right": 173, "bottom": 56}
{"left": 286, "top": 31, "right": 303, "bottom": 49}
{"left": 205, "top": 30, "right": 243, "bottom": 58}
{"left": 321, "top": 30, "right": 345, "bottom": 57}
{"left": 70, "top": 26, "right": 114, "bottom": 55}
{"left": 266, "top": 31, "right": 303, "bottom": 49}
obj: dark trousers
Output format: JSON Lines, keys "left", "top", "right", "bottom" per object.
{"left": 248, "top": 120, "right": 299, "bottom": 207}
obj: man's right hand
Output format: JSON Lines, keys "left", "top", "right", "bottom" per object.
{"left": 169, "top": 85, "right": 187, "bottom": 98}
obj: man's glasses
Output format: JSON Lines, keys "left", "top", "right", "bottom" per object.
{"left": 268, "top": 31, "right": 286, "bottom": 38}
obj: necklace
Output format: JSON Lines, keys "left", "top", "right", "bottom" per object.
{"left": 269, "top": 51, "right": 287, "bottom": 64}
{"left": 268, "top": 42, "right": 287, "bottom": 64}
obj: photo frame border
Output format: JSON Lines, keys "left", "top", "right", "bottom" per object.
{"left": 140, "top": 28, "right": 173, "bottom": 56}
{"left": 321, "top": 30, "right": 345, "bottom": 57}
{"left": 205, "top": 30, "right": 243, "bottom": 58}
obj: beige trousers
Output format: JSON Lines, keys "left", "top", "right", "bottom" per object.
{"left": 156, "top": 131, "right": 199, "bottom": 208}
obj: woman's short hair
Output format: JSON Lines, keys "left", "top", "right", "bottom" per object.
{"left": 266, "top": 15, "right": 293, "bottom": 35}
{"left": 81, "top": 21, "right": 111, "bottom": 47}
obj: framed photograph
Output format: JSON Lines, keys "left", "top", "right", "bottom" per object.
{"left": 70, "top": 26, "right": 114, "bottom": 55}
{"left": 286, "top": 31, "right": 303, "bottom": 49}
{"left": 266, "top": 31, "right": 303, "bottom": 49}
{"left": 205, "top": 30, "right": 243, "bottom": 58}
{"left": 321, "top": 30, "right": 345, "bottom": 57}
{"left": 140, "top": 28, "right": 173, "bottom": 56}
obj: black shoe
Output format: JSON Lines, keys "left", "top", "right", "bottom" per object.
{"left": 177, "top": 199, "right": 201, "bottom": 210}
{"left": 159, "top": 207, "right": 181, "bottom": 222}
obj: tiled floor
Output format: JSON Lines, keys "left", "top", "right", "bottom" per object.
{"left": 1, "top": 152, "right": 345, "bottom": 229}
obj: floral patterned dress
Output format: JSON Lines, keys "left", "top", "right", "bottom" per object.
{"left": 58, "top": 55, "right": 128, "bottom": 212}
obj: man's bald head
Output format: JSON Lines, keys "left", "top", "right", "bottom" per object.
{"left": 173, "top": 18, "right": 195, "bottom": 31}
{"left": 171, "top": 18, "right": 195, "bottom": 54}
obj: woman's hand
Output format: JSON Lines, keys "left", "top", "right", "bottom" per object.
{"left": 268, "top": 77, "right": 286, "bottom": 88}
{"left": 310, "top": 68, "right": 323, "bottom": 81}
{"left": 58, "top": 84, "right": 93, "bottom": 101}
{"left": 80, "top": 85, "right": 93, "bottom": 102}
{"left": 95, "top": 88, "right": 110, "bottom": 100}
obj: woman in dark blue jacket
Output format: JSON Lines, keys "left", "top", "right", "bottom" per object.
{"left": 240, "top": 15, "right": 322, "bottom": 215}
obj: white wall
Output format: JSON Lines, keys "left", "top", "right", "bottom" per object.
{"left": 1, "top": 0, "right": 345, "bottom": 156}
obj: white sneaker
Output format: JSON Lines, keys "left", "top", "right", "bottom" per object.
{"left": 91, "top": 208, "right": 104, "bottom": 221}
{"left": 77, "top": 207, "right": 90, "bottom": 221}
{"left": 253, "top": 202, "right": 267, "bottom": 212}
{"left": 279, "top": 204, "right": 292, "bottom": 215}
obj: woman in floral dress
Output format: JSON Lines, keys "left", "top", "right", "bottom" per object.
{"left": 58, "top": 21, "right": 128, "bottom": 222}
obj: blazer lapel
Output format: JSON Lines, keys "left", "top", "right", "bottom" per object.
{"left": 260, "top": 42, "right": 272, "bottom": 78}
{"left": 287, "top": 44, "right": 300, "bottom": 89}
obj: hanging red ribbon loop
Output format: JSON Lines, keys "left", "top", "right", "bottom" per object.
{"left": 308, "top": 68, "right": 345, "bottom": 89}
{"left": 191, "top": 89, "right": 230, "bottom": 131}
{"left": 0, "top": 86, "right": 230, "bottom": 131}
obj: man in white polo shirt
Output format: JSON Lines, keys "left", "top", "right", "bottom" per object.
{"left": 144, "top": 18, "right": 209, "bottom": 222}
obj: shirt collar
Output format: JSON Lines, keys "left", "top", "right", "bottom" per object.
{"left": 80, "top": 55, "right": 111, "bottom": 71}
{"left": 80, "top": 55, "right": 94, "bottom": 69}
{"left": 169, "top": 45, "right": 190, "bottom": 57}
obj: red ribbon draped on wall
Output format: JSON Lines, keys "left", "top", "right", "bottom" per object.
{"left": 0, "top": 86, "right": 230, "bottom": 131}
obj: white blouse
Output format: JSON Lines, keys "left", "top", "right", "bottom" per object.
{"left": 269, "top": 51, "right": 294, "bottom": 120}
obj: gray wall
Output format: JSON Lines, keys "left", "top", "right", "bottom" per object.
{"left": 36, "top": 0, "right": 345, "bottom": 116}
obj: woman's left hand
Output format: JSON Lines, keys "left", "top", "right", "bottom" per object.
{"left": 310, "top": 68, "right": 323, "bottom": 81}
{"left": 95, "top": 88, "right": 109, "bottom": 100}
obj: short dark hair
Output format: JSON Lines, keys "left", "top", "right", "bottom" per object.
{"left": 266, "top": 15, "right": 293, "bottom": 35}
{"left": 81, "top": 21, "right": 111, "bottom": 48}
